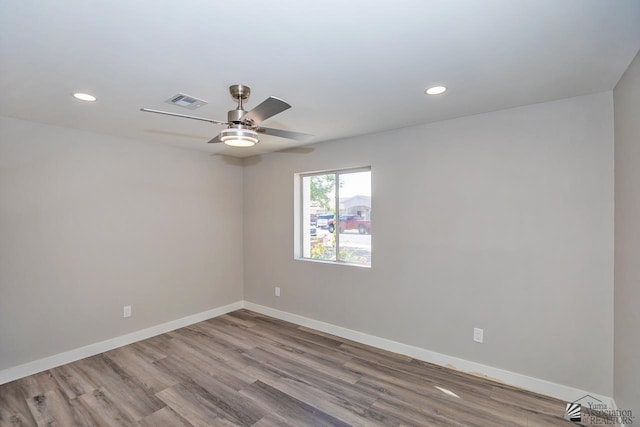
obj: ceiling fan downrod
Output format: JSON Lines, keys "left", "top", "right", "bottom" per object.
{"left": 228, "top": 84, "right": 251, "bottom": 124}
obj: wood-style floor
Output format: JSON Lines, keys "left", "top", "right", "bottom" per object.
{"left": 0, "top": 309, "right": 593, "bottom": 426}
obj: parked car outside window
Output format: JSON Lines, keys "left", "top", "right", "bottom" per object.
{"left": 316, "top": 214, "right": 334, "bottom": 230}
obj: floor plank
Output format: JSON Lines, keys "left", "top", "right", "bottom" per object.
{"left": 77, "top": 387, "right": 137, "bottom": 427}
{"left": 137, "top": 406, "right": 192, "bottom": 427}
{"left": 0, "top": 380, "right": 38, "bottom": 427}
{"left": 26, "top": 388, "right": 95, "bottom": 427}
{"left": 240, "top": 380, "right": 351, "bottom": 427}
{"left": 156, "top": 381, "right": 262, "bottom": 427}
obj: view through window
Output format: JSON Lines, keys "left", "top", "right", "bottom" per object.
{"left": 300, "top": 168, "right": 371, "bottom": 266}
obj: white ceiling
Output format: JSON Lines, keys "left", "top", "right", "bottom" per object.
{"left": 1, "top": 0, "right": 639, "bottom": 157}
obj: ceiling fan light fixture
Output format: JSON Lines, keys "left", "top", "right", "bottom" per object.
{"left": 220, "top": 128, "right": 259, "bottom": 147}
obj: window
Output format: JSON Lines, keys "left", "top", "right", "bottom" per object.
{"left": 298, "top": 168, "right": 371, "bottom": 266}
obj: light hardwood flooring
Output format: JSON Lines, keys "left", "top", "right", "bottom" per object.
{"left": 0, "top": 310, "right": 600, "bottom": 426}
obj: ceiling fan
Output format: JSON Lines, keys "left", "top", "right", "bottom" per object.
{"left": 140, "top": 84, "right": 313, "bottom": 147}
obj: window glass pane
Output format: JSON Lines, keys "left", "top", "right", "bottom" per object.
{"left": 302, "top": 174, "right": 336, "bottom": 261}
{"left": 338, "top": 171, "right": 371, "bottom": 265}
{"left": 299, "top": 168, "right": 371, "bottom": 266}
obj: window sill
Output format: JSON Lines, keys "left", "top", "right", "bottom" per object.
{"left": 295, "top": 257, "right": 371, "bottom": 268}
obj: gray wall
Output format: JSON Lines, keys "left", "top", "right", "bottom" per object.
{"left": 0, "top": 89, "right": 620, "bottom": 398}
{"left": 0, "top": 116, "right": 244, "bottom": 370}
{"left": 243, "top": 92, "right": 615, "bottom": 395}
{"left": 613, "top": 51, "right": 640, "bottom": 416}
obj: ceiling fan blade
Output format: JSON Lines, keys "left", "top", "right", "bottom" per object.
{"left": 140, "top": 108, "right": 228, "bottom": 125}
{"left": 241, "top": 97, "right": 291, "bottom": 124}
{"left": 256, "top": 126, "right": 314, "bottom": 142}
{"left": 207, "top": 134, "right": 222, "bottom": 144}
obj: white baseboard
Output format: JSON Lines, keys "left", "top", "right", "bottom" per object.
{"left": 243, "top": 301, "right": 614, "bottom": 409}
{"left": 0, "top": 300, "right": 243, "bottom": 385}
{"left": 0, "top": 298, "right": 616, "bottom": 415}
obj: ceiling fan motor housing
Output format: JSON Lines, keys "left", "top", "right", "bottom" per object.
{"left": 228, "top": 108, "right": 248, "bottom": 123}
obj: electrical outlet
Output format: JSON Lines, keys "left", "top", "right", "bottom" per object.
{"left": 123, "top": 305, "right": 132, "bottom": 318}
{"left": 275, "top": 287, "right": 281, "bottom": 297}
{"left": 473, "top": 327, "right": 483, "bottom": 343}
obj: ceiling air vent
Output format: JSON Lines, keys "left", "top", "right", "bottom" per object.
{"left": 165, "top": 93, "right": 208, "bottom": 110}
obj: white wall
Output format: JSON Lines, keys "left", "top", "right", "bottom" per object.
{"left": 613, "top": 51, "right": 640, "bottom": 416}
{"left": 243, "top": 92, "right": 614, "bottom": 395}
{"left": 0, "top": 116, "right": 244, "bottom": 370}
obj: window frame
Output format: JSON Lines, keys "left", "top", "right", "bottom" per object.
{"left": 296, "top": 166, "right": 371, "bottom": 267}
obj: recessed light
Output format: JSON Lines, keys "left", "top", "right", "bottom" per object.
{"left": 425, "top": 86, "right": 447, "bottom": 95}
{"left": 72, "top": 92, "right": 97, "bottom": 102}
